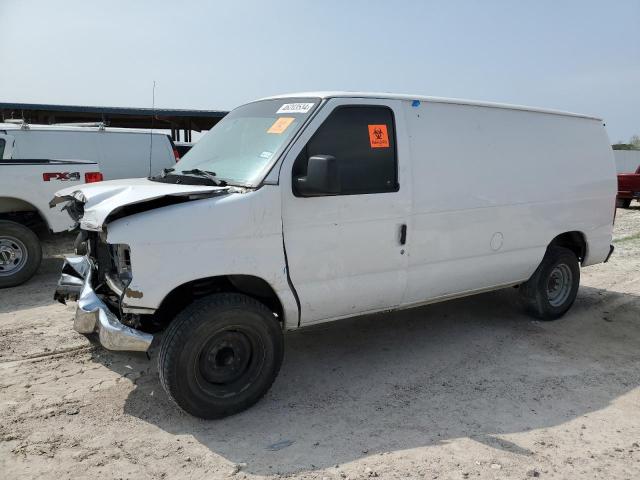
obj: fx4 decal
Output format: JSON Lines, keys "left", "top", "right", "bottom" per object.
{"left": 43, "top": 172, "right": 81, "bottom": 182}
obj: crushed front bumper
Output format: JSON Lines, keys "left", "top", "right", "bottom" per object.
{"left": 54, "top": 255, "right": 153, "bottom": 352}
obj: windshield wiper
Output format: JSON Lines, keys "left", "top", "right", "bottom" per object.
{"left": 179, "top": 169, "right": 227, "bottom": 186}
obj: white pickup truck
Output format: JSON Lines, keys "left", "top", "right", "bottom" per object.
{"left": 0, "top": 158, "right": 102, "bottom": 287}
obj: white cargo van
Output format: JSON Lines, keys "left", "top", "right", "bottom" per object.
{"left": 53, "top": 92, "right": 617, "bottom": 419}
{"left": 614, "top": 150, "right": 640, "bottom": 174}
{"left": 0, "top": 123, "right": 178, "bottom": 179}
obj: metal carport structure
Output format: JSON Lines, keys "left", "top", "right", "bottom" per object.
{"left": 0, "top": 102, "right": 228, "bottom": 142}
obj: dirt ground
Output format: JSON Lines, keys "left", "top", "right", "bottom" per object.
{"left": 1, "top": 206, "right": 639, "bottom": 480}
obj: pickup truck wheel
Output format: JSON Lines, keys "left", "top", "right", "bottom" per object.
{"left": 0, "top": 221, "right": 42, "bottom": 288}
{"left": 616, "top": 198, "right": 632, "bottom": 208}
{"left": 519, "top": 246, "right": 580, "bottom": 321}
{"left": 158, "top": 293, "right": 284, "bottom": 419}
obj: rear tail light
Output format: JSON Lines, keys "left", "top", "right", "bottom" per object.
{"left": 85, "top": 172, "right": 103, "bottom": 183}
{"left": 173, "top": 147, "right": 180, "bottom": 162}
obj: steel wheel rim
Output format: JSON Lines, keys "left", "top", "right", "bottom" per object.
{"left": 546, "top": 263, "right": 572, "bottom": 307}
{"left": 198, "top": 330, "right": 253, "bottom": 385}
{"left": 193, "top": 323, "right": 267, "bottom": 398}
{"left": 0, "top": 236, "right": 29, "bottom": 277}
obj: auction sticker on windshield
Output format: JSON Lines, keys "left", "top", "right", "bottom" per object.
{"left": 276, "top": 103, "right": 314, "bottom": 114}
{"left": 267, "top": 117, "right": 295, "bottom": 134}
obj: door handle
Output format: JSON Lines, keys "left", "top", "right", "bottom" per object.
{"left": 400, "top": 224, "right": 407, "bottom": 245}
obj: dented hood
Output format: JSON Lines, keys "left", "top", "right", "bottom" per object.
{"left": 51, "top": 177, "right": 231, "bottom": 230}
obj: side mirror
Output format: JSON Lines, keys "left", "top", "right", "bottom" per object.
{"left": 294, "top": 154, "right": 340, "bottom": 196}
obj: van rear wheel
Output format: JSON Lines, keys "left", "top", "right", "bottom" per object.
{"left": 158, "top": 293, "right": 284, "bottom": 419}
{"left": 0, "top": 220, "right": 42, "bottom": 288}
{"left": 519, "top": 246, "right": 580, "bottom": 321}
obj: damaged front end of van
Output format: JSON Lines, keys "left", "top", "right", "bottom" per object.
{"left": 50, "top": 179, "right": 232, "bottom": 352}
{"left": 55, "top": 253, "right": 154, "bottom": 351}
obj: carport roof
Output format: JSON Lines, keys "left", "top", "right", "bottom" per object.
{"left": 0, "top": 102, "right": 228, "bottom": 132}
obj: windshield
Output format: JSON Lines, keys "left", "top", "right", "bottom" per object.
{"left": 167, "top": 98, "right": 320, "bottom": 186}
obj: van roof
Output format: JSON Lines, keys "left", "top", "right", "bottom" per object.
{"left": 261, "top": 91, "right": 603, "bottom": 121}
{"left": 0, "top": 123, "right": 170, "bottom": 135}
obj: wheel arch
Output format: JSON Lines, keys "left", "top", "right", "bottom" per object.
{"left": 548, "top": 231, "right": 587, "bottom": 264}
{"left": 0, "top": 196, "right": 50, "bottom": 232}
{"left": 152, "top": 274, "right": 286, "bottom": 331}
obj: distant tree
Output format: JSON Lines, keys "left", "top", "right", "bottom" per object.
{"left": 612, "top": 134, "right": 640, "bottom": 150}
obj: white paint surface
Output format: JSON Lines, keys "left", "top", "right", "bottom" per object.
{"left": 55, "top": 93, "right": 617, "bottom": 329}
{"left": 0, "top": 160, "right": 101, "bottom": 232}
{"left": 614, "top": 150, "right": 640, "bottom": 173}
{"left": 1, "top": 123, "right": 176, "bottom": 180}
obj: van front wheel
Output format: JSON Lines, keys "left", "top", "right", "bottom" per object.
{"left": 158, "top": 293, "right": 284, "bottom": 419}
{"left": 519, "top": 246, "right": 580, "bottom": 321}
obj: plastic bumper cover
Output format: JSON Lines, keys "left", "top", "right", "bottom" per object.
{"left": 54, "top": 255, "right": 153, "bottom": 352}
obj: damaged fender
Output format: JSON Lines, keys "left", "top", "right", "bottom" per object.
{"left": 50, "top": 177, "right": 234, "bottom": 230}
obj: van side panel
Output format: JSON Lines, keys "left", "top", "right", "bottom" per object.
{"left": 402, "top": 101, "right": 616, "bottom": 306}
{"left": 12, "top": 130, "right": 99, "bottom": 163}
{"left": 96, "top": 132, "right": 174, "bottom": 180}
{"left": 11, "top": 129, "right": 174, "bottom": 180}
{"left": 150, "top": 135, "right": 176, "bottom": 175}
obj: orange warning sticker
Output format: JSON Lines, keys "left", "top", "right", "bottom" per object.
{"left": 368, "top": 124, "right": 390, "bottom": 148}
{"left": 267, "top": 117, "right": 294, "bottom": 134}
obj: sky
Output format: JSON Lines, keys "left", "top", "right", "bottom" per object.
{"left": 0, "top": 0, "right": 638, "bottom": 142}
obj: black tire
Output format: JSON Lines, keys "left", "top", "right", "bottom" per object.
{"left": 616, "top": 198, "right": 632, "bottom": 208}
{"left": 0, "top": 220, "right": 42, "bottom": 288}
{"left": 519, "top": 246, "right": 580, "bottom": 321}
{"left": 158, "top": 293, "right": 284, "bottom": 419}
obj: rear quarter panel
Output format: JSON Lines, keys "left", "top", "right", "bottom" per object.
{"left": 402, "top": 101, "right": 615, "bottom": 304}
{"left": 0, "top": 161, "right": 99, "bottom": 232}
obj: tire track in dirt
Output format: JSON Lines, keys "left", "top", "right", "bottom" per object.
{"left": 0, "top": 344, "right": 95, "bottom": 364}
